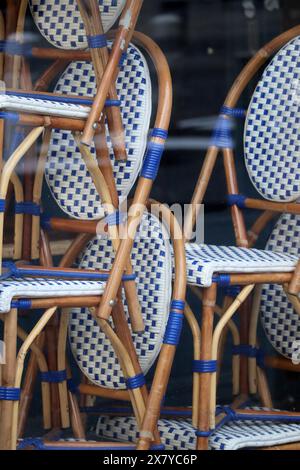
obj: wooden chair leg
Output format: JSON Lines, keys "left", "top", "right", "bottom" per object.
{"left": 196, "top": 284, "right": 217, "bottom": 451}
{"left": 11, "top": 307, "right": 57, "bottom": 450}
{"left": 0, "top": 308, "right": 17, "bottom": 450}
{"left": 57, "top": 309, "right": 70, "bottom": 429}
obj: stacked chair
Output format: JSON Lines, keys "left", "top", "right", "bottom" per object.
{"left": 0, "top": 0, "right": 187, "bottom": 451}
{"left": 1, "top": 1, "right": 300, "bottom": 452}
{"left": 97, "top": 26, "right": 300, "bottom": 450}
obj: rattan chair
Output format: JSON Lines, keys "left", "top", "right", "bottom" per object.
{"left": 0, "top": 1, "right": 184, "bottom": 451}
{"left": 0, "top": 0, "right": 142, "bottom": 445}
{"left": 96, "top": 26, "right": 300, "bottom": 451}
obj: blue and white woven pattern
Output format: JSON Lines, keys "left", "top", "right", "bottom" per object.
{"left": 0, "top": 277, "right": 105, "bottom": 314}
{"left": 69, "top": 212, "right": 172, "bottom": 389}
{"left": 96, "top": 408, "right": 300, "bottom": 450}
{"left": 46, "top": 43, "right": 152, "bottom": 220}
{"left": 29, "top": 0, "right": 125, "bottom": 49}
{"left": 180, "top": 243, "right": 298, "bottom": 287}
{"left": 0, "top": 93, "right": 92, "bottom": 118}
{"left": 244, "top": 36, "right": 300, "bottom": 202}
{"left": 260, "top": 212, "right": 300, "bottom": 359}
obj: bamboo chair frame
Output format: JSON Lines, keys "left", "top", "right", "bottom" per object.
{"left": 180, "top": 25, "right": 300, "bottom": 450}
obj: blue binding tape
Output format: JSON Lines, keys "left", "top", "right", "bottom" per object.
{"left": 105, "top": 211, "right": 127, "bottom": 226}
{"left": 193, "top": 360, "right": 217, "bottom": 373}
{"left": 40, "top": 370, "right": 67, "bottom": 383}
{"left": 105, "top": 99, "right": 121, "bottom": 107}
{"left": 0, "top": 199, "right": 5, "bottom": 213}
{"left": 212, "top": 274, "right": 231, "bottom": 287}
{"left": 220, "top": 105, "right": 246, "bottom": 119}
{"left": 195, "top": 430, "right": 212, "bottom": 437}
{"left": 151, "top": 128, "right": 168, "bottom": 140}
{"left": 141, "top": 142, "right": 165, "bottom": 180}
{"left": 17, "top": 438, "right": 47, "bottom": 450}
{"left": 170, "top": 299, "right": 185, "bottom": 311}
{"left": 126, "top": 373, "right": 146, "bottom": 390}
{"left": 0, "top": 111, "right": 19, "bottom": 123}
{"left": 0, "top": 386, "right": 20, "bottom": 401}
{"left": 11, "top": 299, "right": 32, "bottom": 309}
{"left": 227, "top": 194, "right": 247, "bottom": 208}
{"left": 232, "top": 344, "right": 258, "bottom": 358}
{"left": 15, "top": 202, "right": 40, "bottom": 216}
{"left": 87, "top": 34, "right": 107, "bottom": 49}
{"left": 163, "top": 311, "right": 184, "bottom": 346}
{"left": 211, "top": 116, "right": 233, "bottom": 149}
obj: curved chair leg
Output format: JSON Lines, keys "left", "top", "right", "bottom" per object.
{"left": 184, "top": 303, "right": 200, "bottom": 428}
{"left": 57, "top": 308, "right": 70, "bottom": 429}
{"left": 248, "top": 285, "right": 263, "bottom": 395}
{"left": 210, "top": 285, "right": 255, "bottom": 431}
{"left": 11, "top": 307, "right": 57, "bottom": 450}
{"left": 15, "top": 327, "right": 51, "bottom": 433}
{"left": 191, "top": 286, "right": 240, "bottom": 399}
{"left": 0, "top": 127, "right": 44, "bottom": 273}
{"left": 17, "top": 332, "right": 49, "bottom": 437}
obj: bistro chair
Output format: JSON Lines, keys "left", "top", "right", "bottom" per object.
{"left": 0, "top": 0, "right": 143, "bottom": 442}
{"left": 0, "top": 1, "right": 185, "bottom": 451}
{"left": 96, "top": 25, "right": 300, "bottom": 450}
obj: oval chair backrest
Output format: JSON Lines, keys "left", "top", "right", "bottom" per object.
{"left": 45, "top": 42, "right": 152, "bottom": 220}
{"left": 68, "top": 211, "right": 172, "bottom": 389}
{"left": 29, "top": 0, "right": 126, "bottom": 49}
{"left": 244, "top": 36, "right": 300, "bottom": 202}
{"left": 260, "top": 212, "right": 300, "bottom": 359}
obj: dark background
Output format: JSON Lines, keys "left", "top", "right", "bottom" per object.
{"left": 1, "top": 0, "right": 300, "bottom": 434}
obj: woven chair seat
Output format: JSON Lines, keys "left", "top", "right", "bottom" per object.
{"left": 96, "top": 409, "right": 300, "bottom": 450}
{"left": 178, "top": 243, "right": 298, "bottom": 287}
{"left": 0, "top": 276, "right": 105, "bottom": 314}
{"left": 0, "top": 92, "right": 95, "bottom": 119}
{"left": 29, "top": 0, "right": 125, "bottom": 49}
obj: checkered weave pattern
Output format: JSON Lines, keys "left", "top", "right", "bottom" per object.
{"left": 0, "top": 277, "right": 105, "bottom": 314}
{"left": 244, "top": 36, "right": 300, "bottom": 202}
{"left": 180, "top": 243, "right": 298, "bottom": 287}
{"left": 260, "top": 212, "right": 300, "bottom": 359}
{"left": 96, "top": 408, "right": 300, "bottom": 450}
{"left": 46, "top": 43, "right": 152, "bottom": 219}
{"left": 29, "top": 0, "right": 125, "bottom": 49}
{"left": 69, "top": 212, "right": 172, "bottom": 389}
